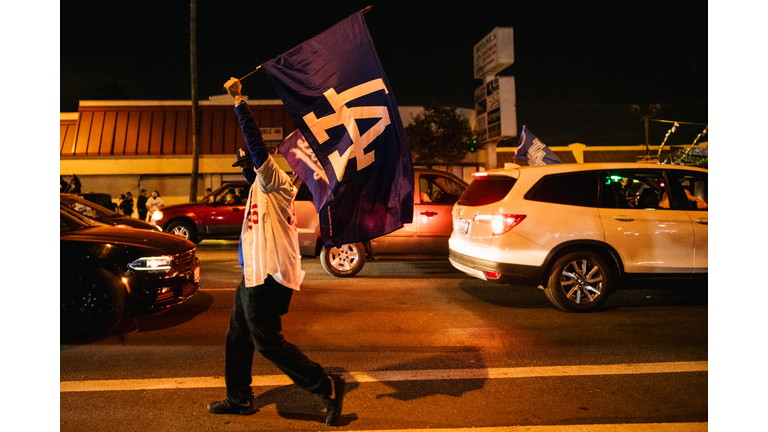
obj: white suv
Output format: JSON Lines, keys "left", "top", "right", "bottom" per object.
{"left": 449, "top": 162, "right": 708, "bottom": 312}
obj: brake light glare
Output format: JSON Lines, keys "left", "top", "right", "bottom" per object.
{"left": 486, "top": 271, "right": 501, "bottom": 279}
{"left": 473, "top": 214, "right": 526, "bottom": 235}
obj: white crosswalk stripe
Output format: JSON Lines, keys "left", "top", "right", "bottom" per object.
{"left": 344, "top": 425, "right": 707, "bottom": 432}
{"left": 60, "top": 360, "right": 706, "bottom": 392}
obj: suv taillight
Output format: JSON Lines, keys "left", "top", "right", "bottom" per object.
{"left": 473, "top": 214, "right": 526, "bottom": 235}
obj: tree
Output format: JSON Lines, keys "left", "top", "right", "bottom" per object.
{"left": 405, "top": 103, "right": 474, "bottom": 168}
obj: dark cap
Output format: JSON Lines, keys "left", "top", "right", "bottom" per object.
{"left": 232, "top": 144, "right": 252, "bottom": 167}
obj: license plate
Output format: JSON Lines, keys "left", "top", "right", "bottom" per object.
{"left": 457, "top": 219, "right": 470, "bottom": 235}
{"left": 194, "top": 266, "right": 201, "bottom": 282}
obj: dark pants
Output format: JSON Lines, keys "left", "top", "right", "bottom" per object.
{"left": 224, "top": 276, "right": 330, "bottom": 403}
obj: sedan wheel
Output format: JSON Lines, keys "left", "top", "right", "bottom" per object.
{"left": 61, "top": 267, "right": 126, "bottom": 336}
{"left": 544, "top": 251, "right": 612, "bottom": 312}
{"left": 320, "top": 242, "right": 366, "bottom": 277}
{"left": 166, "top": 221, "right": 200, "bottom": 243}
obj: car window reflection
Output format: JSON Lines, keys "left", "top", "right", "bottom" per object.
{"left": 419, "top": 174, "right": 465, "bottom": 205}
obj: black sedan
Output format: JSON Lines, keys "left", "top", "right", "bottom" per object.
{"left": 60, "top": 209, "right": 201, "bottom": 337}
{"left": 61, "top": 194, "right": 161, "bottom": 231}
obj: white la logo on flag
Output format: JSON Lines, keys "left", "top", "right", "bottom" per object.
{"left": 528, "top": 139, "right": 548, "bottom": 166}
{"left": 302, "top": 78, "right": 391, "bottom": 182}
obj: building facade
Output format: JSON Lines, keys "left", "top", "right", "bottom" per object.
{"left": 61, "top": 97, "right": 700, "bottom": 211}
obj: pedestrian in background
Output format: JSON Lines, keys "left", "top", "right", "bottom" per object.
{"left": 207, "top": 77, "right": 345, "bottom": 426}
{"left": 145, "top": 191, "right": 165, "bottom": 221}
{"left": 118, "top": 194, "right": 126, "bottom": 212}
{"left": 65, "top": 174, "right": 81, "bottom": 193}
{"left": 136, "top": 189, "right": 149, "bottom": 222}
{"left": 119, "top": 191, "right": 134, "bottom": 217}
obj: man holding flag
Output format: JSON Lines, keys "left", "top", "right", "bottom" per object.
{"left": 207, "top": 78, "right": 345, "bottom": 426}
{"left": 208, "top": 9, "right": 415, "bottom": 426}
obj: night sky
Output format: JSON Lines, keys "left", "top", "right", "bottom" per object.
{"left": 59, "top": 1, "right": 708, "bottom": 147}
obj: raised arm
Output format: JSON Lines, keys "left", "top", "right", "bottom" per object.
{"left": 224, "top": 77, "right": 269, "bottom": 169}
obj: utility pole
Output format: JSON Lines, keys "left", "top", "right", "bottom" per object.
{"left": 632, "top": 104, "right": 659, "bottom": 156}
{"left": 188, "top": 0, "right": 201, "bottom": 202}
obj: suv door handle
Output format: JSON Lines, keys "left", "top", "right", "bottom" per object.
{"left": 421, "top": 211, "right": 438, "bottom": 217}
{"left": 695, "top": 219, "right": 708, "bottom": 225}
{"left": 613, "top": 216, "right": 634, "bottom": 222}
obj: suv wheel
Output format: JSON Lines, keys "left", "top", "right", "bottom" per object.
{"left": 544, "top": 251, "right": 612, "bottom": 312}
{"left": 320, "top": 242, "right": 366, "bottom": 277}
{"left": 166, "top": 221, "right": 200, "bottom": 243}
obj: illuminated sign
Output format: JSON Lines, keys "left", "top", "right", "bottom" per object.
{"left": 473, "top": 27, "right": 514, "bottom": 80}
{"left": 474, "top": 76, "right": 517, "bottom": 142}
{"left": 260, "top": 127, "right": 283, "bottom": 141}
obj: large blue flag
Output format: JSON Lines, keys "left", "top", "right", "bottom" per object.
{"left": 263, "top": 11, "right": 414, "bottom": 247}
{"left": 514, "top": 126, "right": 564, "bottom": 166}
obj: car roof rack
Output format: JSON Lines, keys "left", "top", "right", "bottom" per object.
{"left": 636, "top": 155, "right": 659, "bottom": 163}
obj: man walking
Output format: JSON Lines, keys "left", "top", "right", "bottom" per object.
{"left": 207, "top": 77, "right": 345, "bottom": 426}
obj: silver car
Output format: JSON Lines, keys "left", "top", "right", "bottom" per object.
{"left": 295, "top": 168, "right": 468, "bottom": 277}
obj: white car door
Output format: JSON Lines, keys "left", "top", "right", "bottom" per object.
{"left": 599, "top": 170, "right": 695, "bottom": 274}
{"left": 668, "top": 170, "right": 708, "bottom": 273}
{"left": 600, "top": 207, "right": 695, "bottom": 273}
{"left": 688, "top": 209, "right": 708, "bottom": 273}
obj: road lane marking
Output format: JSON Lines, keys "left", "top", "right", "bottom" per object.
{"left": 347, "top": 425, "right": 707, "bottom": 432}
{"left": 347, "top": 425, "right": 708, "bottom": 432}
{"left": 60, "top": 361, "right": 706, "bottom": 393}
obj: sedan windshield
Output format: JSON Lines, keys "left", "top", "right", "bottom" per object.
{"left": 61, "top": 196, "right": 120, "bottom": 219}
{"left": 60, "top": 210, "right": 91, "bottom": 233}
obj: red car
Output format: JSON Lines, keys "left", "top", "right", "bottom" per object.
{"left": 151, "top": 183, "right": 250, "bottom": 243}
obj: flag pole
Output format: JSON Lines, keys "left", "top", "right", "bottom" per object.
{"left": 234, "top": 6, "right": 373, "bottom": 84}
{"left": 683, "top": 125, "right": 708, "bottom": 157}
{"left": 238, "top": 66, "right": 261, "bottom": 82}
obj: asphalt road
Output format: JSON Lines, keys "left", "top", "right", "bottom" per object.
{"left": 60, "top": 241, "right": 708, "bottom": 431}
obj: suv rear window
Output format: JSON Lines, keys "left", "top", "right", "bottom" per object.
{"left": 525, "top": 171, "right": 599, "bottom": 207}
{"left": 457, "top": 175, "right": 517, "bottom": 206}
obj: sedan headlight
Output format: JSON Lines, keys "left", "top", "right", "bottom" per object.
{"left": 151, "top": 210, "right": 163, "bottom": 222}
{"left": 129, "top": 255, "right": 173, "bottom": 272}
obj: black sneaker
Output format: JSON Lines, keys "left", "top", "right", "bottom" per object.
{"left": 321, "top": 374, "right": 346, "bottom": 426}
{"left": 207, "top": 396, "right": 257, "bottom": 415}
